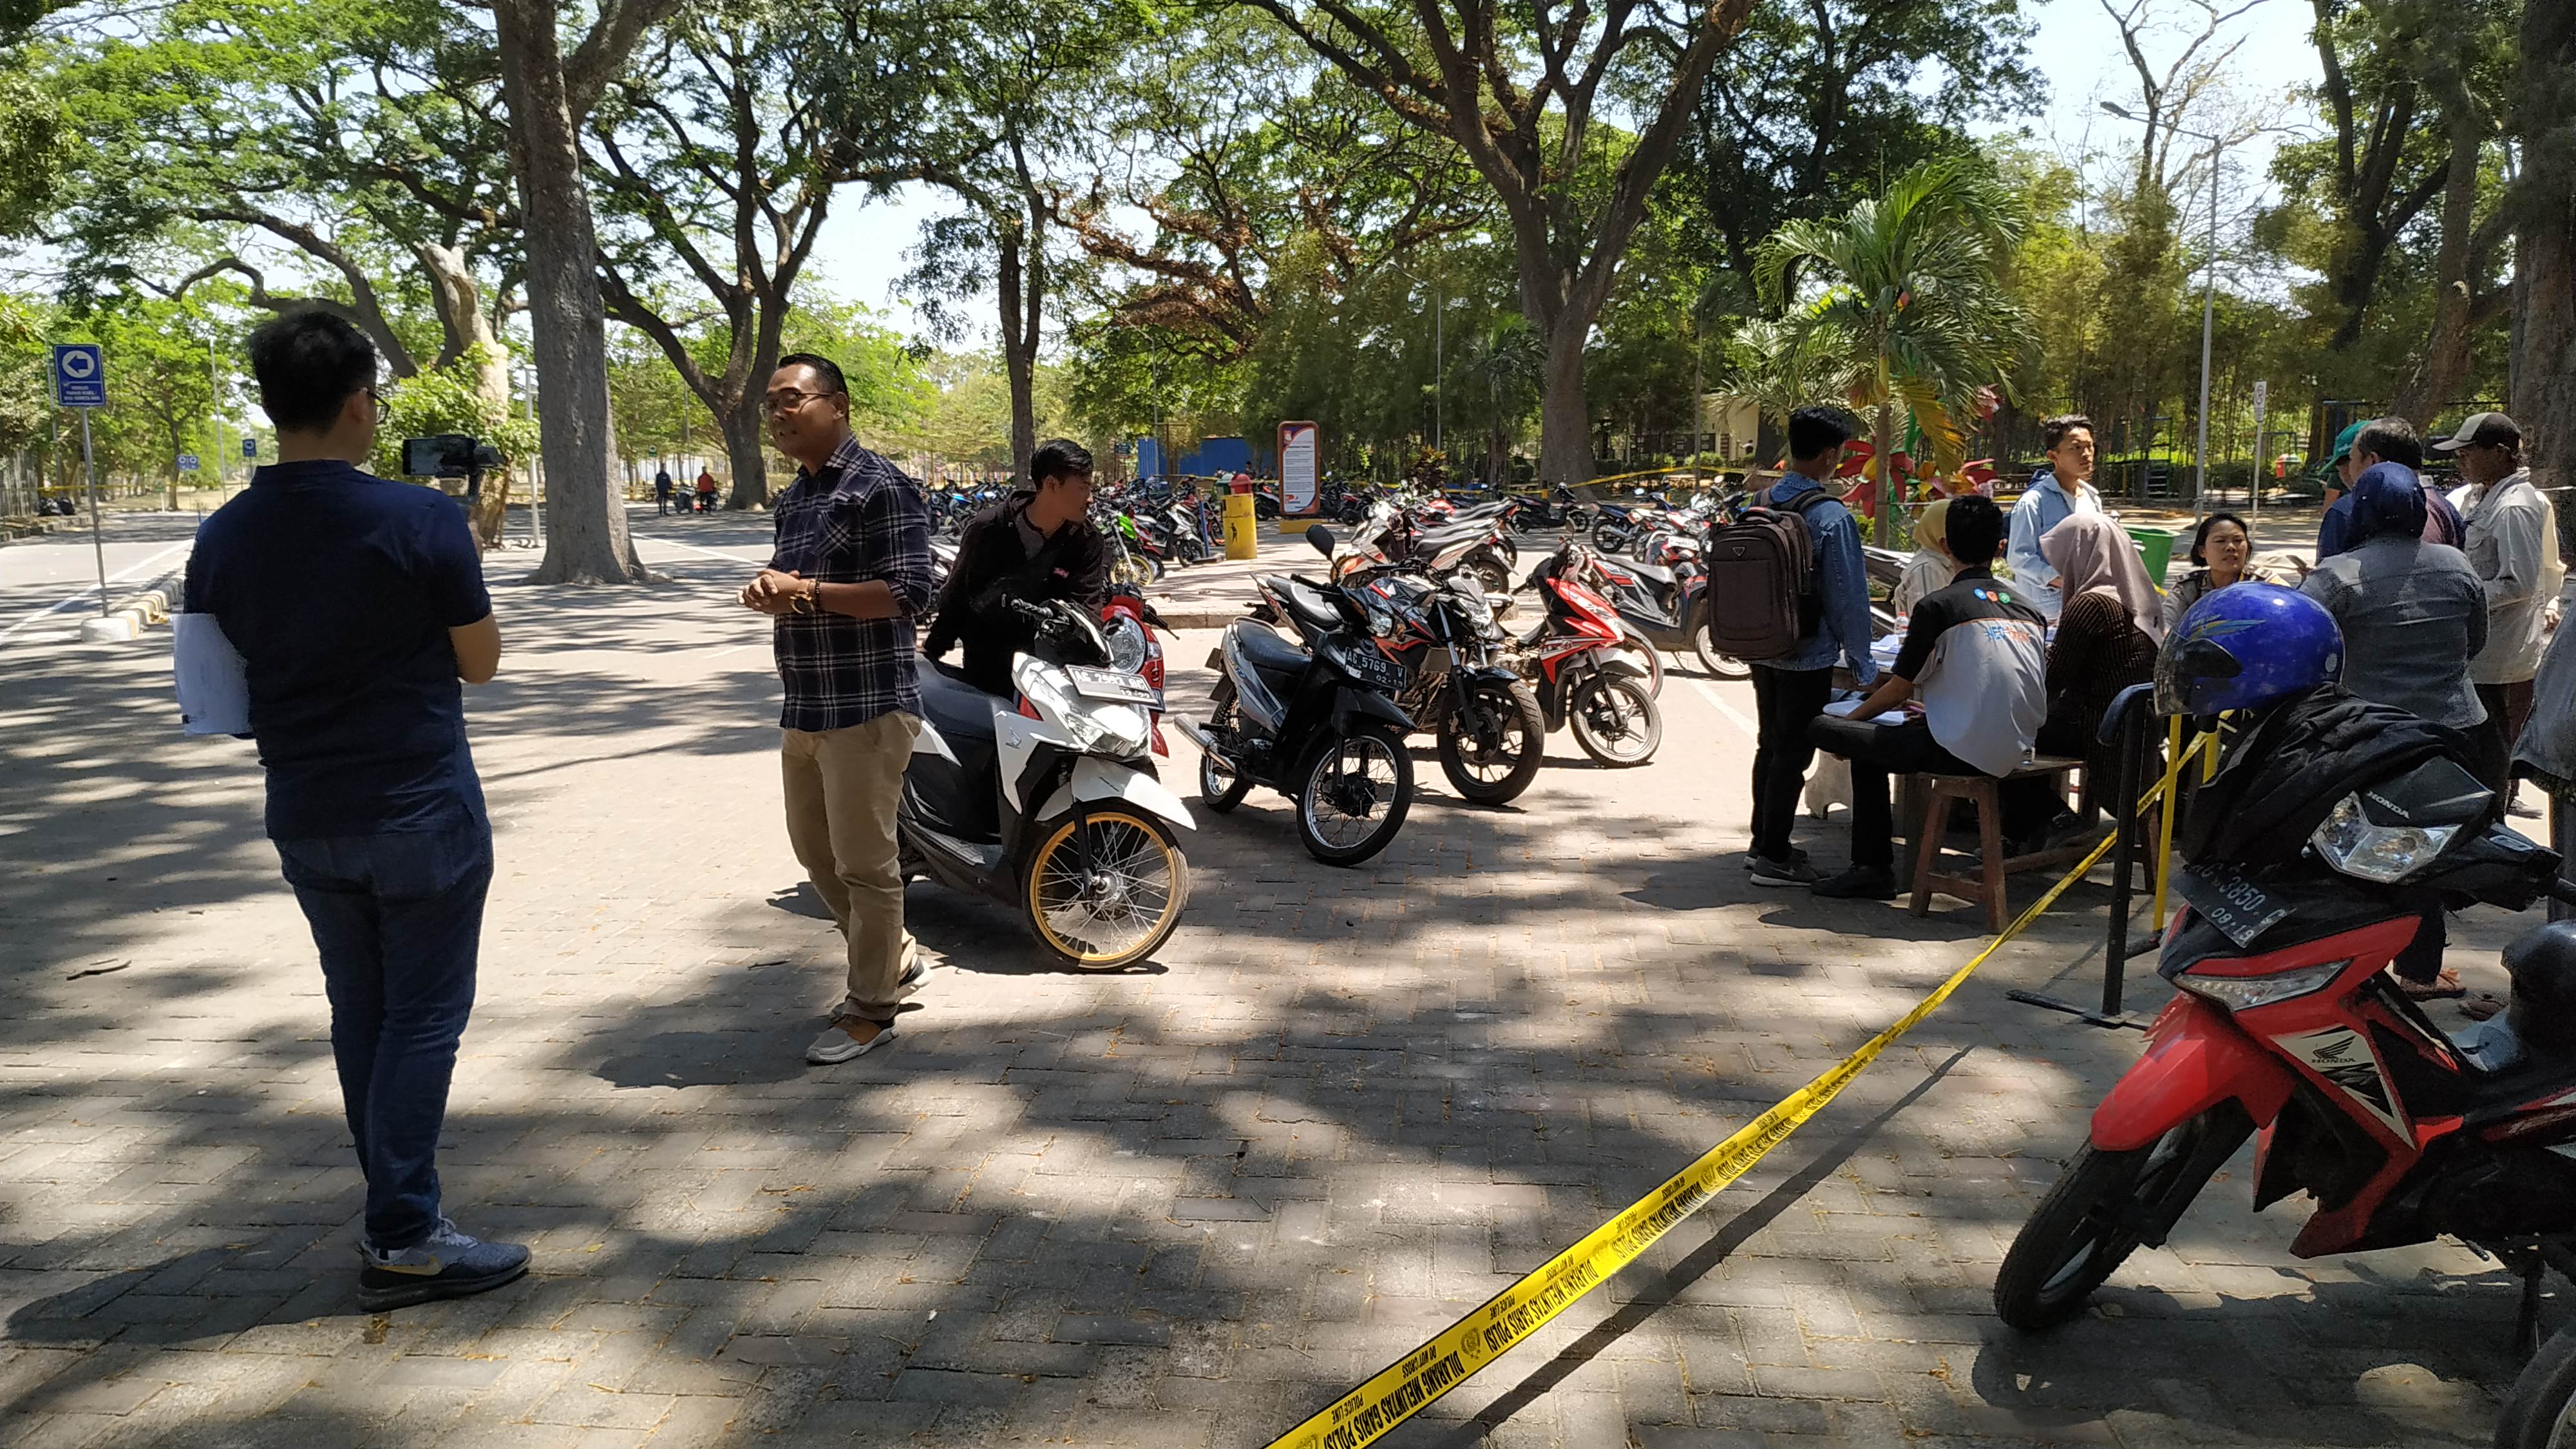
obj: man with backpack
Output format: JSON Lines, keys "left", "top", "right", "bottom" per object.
{"left": 1733, "top": 406, "right": 1877, "bottom": 887}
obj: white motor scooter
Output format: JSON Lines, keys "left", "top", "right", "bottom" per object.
{"left": 900, "top": 600, "right": 1195, "bottom": 969}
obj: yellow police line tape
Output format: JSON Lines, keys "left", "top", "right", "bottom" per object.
{"left": 1267, "top": 744, "right": 2210, "bottom": 1449}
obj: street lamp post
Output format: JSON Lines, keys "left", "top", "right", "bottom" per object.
{"left": 1393, "top": 263, "right": 1443, "bottom": 455}
{"left": 2103, "top": 102, "right": 2224, "bottom": 520}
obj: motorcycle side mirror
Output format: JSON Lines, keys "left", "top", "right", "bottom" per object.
{"left": 1307, "top": 524, "right": 1336, "bottom": 557}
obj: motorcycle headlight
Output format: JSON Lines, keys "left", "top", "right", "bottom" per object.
{"left": 2309, "top": 791, "right": 2459, "bottom": 884}
{"left": 1104, "top": 616, "right": 1149, "bottom": 674}
{"left": 2175, "top": 959, "right": 2351, "bottom": 1011}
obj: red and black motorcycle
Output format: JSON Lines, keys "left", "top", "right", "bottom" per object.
{"left": 1512, "top": 544, "right": 1662, "bottom": 766}
{"left": 1995, "top": 685, "right": 2576, "bottom": 1448}
{"left": 1325, "top": 549, "right": 1546, "bottom": 806}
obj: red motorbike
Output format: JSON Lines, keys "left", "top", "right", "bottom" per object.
{"left": 1996, "top": 687, "right": 2576, "bottom": 1448}
{"left": 1511, "top": 547, "right": 1662, "bottom": 766}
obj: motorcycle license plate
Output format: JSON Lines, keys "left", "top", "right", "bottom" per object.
{"left": 1066, "top": 666, "right": 1159, "bottom": 705}
{"left": 2173, "top": 863, "right": 2289, "bottom": 949}
{"left": 1345, "top": 647, "right": 1404, "bottom": 691}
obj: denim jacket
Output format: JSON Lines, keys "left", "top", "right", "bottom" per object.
{"left": 1752, "top": 476, "right": 1876, "bottom": 682}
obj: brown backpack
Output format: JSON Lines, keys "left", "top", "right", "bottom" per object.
{"left": 1702, "top": 491, "right": 1834, "bottom": 661}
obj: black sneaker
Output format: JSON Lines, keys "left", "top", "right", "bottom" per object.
{"left": 1747, "top": 854, "right": 1821, "bottom": 887}
{"left": 357, "top": 1218, "right": 531, "bottom": 1312}
{"left": 1812, "top": 866, "right": 1898, "bottom": 900}
{"left": 1743, "top": 846, "right": 1811, "bottom": 873}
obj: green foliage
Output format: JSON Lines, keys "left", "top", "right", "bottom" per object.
{"left": 1756, "top": 155, "right": 2032, "bottom": 484}
{"left": 0, "top": 291, "right": 57, "bottom": 453}
{"left": 1679, "top": 0, "right": 2037, "bottom": 288}
{"left": 374, "top": 345, "right": 538, "bottom": 476}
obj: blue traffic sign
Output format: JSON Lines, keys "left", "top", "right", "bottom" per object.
{"left": 50, "top": 344, "right": 105, "bottom": 408}
{"left": 177, "top": 453, "right": 201, "bottom": 473}
{"left": 242, "top": 437, "right": 256, "bottom": 458}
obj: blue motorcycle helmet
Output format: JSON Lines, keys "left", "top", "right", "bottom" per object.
{"left": 2155, "top": 582, "right": 2343, "bottom": 715}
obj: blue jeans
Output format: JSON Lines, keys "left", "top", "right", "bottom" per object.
{"left": 274, "top": 820, "right": 492, "bottom": 1251}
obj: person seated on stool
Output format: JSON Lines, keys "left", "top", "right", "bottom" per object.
{"left": 1804, "top": 495, "right": 2050, "bottom": 900}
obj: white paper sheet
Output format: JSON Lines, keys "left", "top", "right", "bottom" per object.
{"left": 173, "top": 612, "right": 251, "bottom": 735}
{"left": 1822, "top": 698, "right": 1907, "bottom": 726}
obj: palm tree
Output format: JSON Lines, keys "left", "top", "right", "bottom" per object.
{"left": 1754, "top": 156, "right": 2032, "bottom": 540}
{"left": 1718, "top": 317, "right": 1859, "bottom": 437}
{"left": 1463, "top": 319, "right": 1545, "bottom": 488}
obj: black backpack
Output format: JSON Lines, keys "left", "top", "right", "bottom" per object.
{"left": 1701, "top": 491, "right": 1835, "bottom": 661}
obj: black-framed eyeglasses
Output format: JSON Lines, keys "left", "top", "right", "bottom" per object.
{"left": 762, "top": 388, "right": 843, "bottom": 416}
{"left": 367, "top": 388, "right": 388, "bottom": 423}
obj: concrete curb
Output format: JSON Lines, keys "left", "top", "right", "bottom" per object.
{"left": 80, "top": 586, "right": 171, "bottom": 643}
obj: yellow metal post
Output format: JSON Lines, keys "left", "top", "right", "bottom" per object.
{"left": 1223, "top": 491, "right": 1258, "bottom": 560}
{"left": 2151, "top": 715, "right": 2186, "bottom": 931}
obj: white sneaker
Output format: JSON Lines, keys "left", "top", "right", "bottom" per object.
{"left": 895, "top": 957, "right": 936, "bottom": 996}
{"left": 806, "top": 1016, "right": 895, "bottom": 1065}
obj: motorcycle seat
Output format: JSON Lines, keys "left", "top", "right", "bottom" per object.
{"left": 1270, "top": 577, "right": 1346, "bottom": 636}
{"left": 1607, "top": 555, "right": 1672, "bottom": 587}
{"left": 920, "top": 663, "right": 1005, "bottom": 744}
{"left": 1414, "top": 520, "right": 1492, "bottom": 554}
{"left": 1450, "top": 500, "right": 1512, "bottom": 522}
{"left": 1229, "top": 618, "right": 1311, "bottom": 679}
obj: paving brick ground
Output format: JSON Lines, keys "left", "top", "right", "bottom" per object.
{"left": 0, "top": 506, "right": 2554, "bottom": 1447}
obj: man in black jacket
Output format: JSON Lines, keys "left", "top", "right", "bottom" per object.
{"left": 923, "top": 438, "right": 1112, "bottom": 695}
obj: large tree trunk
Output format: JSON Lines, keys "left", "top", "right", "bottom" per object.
{"left": 1535, "top": 315, "right": 1591, "bottom": 485}
{"left": 493, "top": 0, "right": 648, "bottom": 584}
{"left": 998, "top": 214, "right": 1039, "bottom": 484}
{"left": 419, "top": 242, "right": 511, "bottom": 411}
{"left": 719, "top": 392, "right": 769, "bottom": 513}
{"left": 2514, "top": 0, "right": 2576, "bottom": 565}
{"left": 2392, "top": 104, "right": 2484, "bottom": 426}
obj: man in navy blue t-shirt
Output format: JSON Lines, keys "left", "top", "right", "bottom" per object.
{"left": 183, "top": 310, "right": 526, "bottom": 1312}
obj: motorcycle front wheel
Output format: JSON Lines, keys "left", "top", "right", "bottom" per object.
{"left": 1295, "top": 727, "right": 1414, "bottom": 866}
{"left": 2496, "top": 1322, "right": 2576, "bottom": 1449}
{"left": 1023, "top": 808, "right": 1189, "bottom": 969}
{"left": 1992, "top": 1104, "right": 2248, "bottom": 1331}
{"left": 1435, "top": 679, "right": 1546, "bottom": 804}
{"left": 1568, "top": 676, "right": 1661, "bottom": 767}
{"left": 1466, "top": 549, "right": 1513, "bottom": 598}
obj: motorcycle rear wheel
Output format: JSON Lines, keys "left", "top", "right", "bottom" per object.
{"left": 1692, "top": 617, "right": 1752, "bottom": 681}
{"left": 1467, "top": 549, "right": 1513, "bottom": 598}
{"left": 1568, "top": 676, "right": 1660, "bottom": 767}
{"left": 1023, "top": 808, "right": 1189, "bottom": 969}
{"left": 1435, "top": 680, "right": 1546, "bottom": 805}
{"left": 1295, "top": 727, "right": 1413, "bottom": 866}
{"left": 2496, "top": 1321, "right": 2576, "bottom": 1449}
{"left": 1993, "top": 1106, "right": 2244, "bottom": 1331}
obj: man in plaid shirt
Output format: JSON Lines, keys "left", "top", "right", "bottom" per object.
{"left": 738, "top": 354, "right": 938, "bottom": 1064}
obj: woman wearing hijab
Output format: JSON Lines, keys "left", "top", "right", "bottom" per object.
{"left": 1893, "top": 497, "right": 1958, "bottom": 614}
{"left": 2300, "top": 462, "right": 2488, "bottom": 1004}
{"left": 2035, "top": 513, "right": 2164, "bottom": 823}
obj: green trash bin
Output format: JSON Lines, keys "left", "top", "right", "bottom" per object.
{"left": 2125, "top": 525, "right": 2176, "bottom": 587}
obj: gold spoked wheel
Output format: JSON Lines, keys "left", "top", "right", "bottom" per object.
{"left": 1023, "top": 808, "right": 1189, "bottom": 969}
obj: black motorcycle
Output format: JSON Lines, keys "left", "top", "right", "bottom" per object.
{"left": 1332, "top": 562, "right": 1546, "bottom": 806}
{"left": 1178, "top": 527, "right": 1418, "bottom": 866}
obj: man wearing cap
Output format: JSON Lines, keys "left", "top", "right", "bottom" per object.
{"left": 2316, "top": 416, "right": 2463, "bottom": 561}
{"left": 2443, "top": 412, "right": 2550, "bottom": 815}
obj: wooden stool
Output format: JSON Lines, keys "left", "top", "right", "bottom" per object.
{"left": 1909, "top": 756, "right": 2091, "bottom": 933}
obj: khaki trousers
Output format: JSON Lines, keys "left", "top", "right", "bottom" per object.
{"left": 781, "top": 711, "right": 920, "bottom": 1021}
